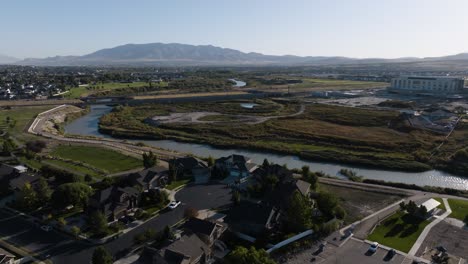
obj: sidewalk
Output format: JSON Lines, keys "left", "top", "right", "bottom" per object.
{"left": 408, "top": 198, "right": 452, "bottom": 256}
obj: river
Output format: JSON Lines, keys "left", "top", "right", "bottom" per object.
{"left": 65, "top": 105, "right": 468, "bottom": 190}
{"left": 229, "top": 79, "right": 247, "bottom": 87}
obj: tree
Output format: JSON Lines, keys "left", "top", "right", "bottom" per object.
{"left": 92, "top": 246, "right": 113, "bottom": 264}
{"left": 2, "top": 138, "right": 16, "bottom": 155}
{"left": 225, "top": 246, "right": 276, "bottom": 264}
{"left": 417, "top": 205, "right": 428, "bottom": 217}
{"left": 301, "top": 166, "right": 310, "bottom": 178}
{"left": 71, "top": 225, "right": 80, "bottom": 238}
{"left": 88, "top": 211, "right": 108, "bottom": 236}
{"left": 464, "top": 214, "right": 468, "bottom": 226}
{"left": 334, "top": 205, "right": 347, "bottom": 219}
{"left": 18, "top": 182, "right": 38, "bottom": 210}
{"left": 406, "top": 201, "right": 418, "bottom": 215}
{"left": 142, "top": 151, "right": 158, "bottom": 168}
{"left": 286, "top": 190, "right": 312, "bottom": 232}
{"left": 184, "top": 207, "right": 199, "bottom": 219}
{"left": 25, "top": 140, "right": 47, "bottom": 153}
{"left": 262, "top": 159, "right": 270, "bottom": 167}
{"left": 316, "top": 192, "right": 338, "bottom": 217}
{"left": 51, "top": 183, "right": 93, "bottom": 209}
{"left": 36, "top": 177, "right": 52, "bottom": 204}
{"left": 207, "top": 156, "right": 214, "bottom": 167}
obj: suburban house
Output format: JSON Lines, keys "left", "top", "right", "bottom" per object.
{"left": 88, "top": 186, "right": 140, "bottom": 222}
{"left": 182, "top": 217, "right": 227, "bottom": 247}
{"left": 129, "top": 166, "right": 169, "bottom": 190}
{"left": 137, "top": 234, "right": 211, "bottom": 264}
{"left": 0, "top": 164, "right": 40, "bottom": 200}
{"left": 136, "top": 218, "right": 228, "bottom": 264}
{"left": 225, "top": 200, "right": 281, "bottom": 237}
{"left": 215, "top": 154, "right": 258, "bottom": 184}
{"left": 170, "top": 157, "right": 210, "bottom": 183}
{"left": 252, "top": 163, "right": 293, "bottom": 183}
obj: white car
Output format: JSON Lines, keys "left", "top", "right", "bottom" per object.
{"left": 368, "top": 242, "right": 379, "bottom": 253}
{"left": 168, "top": 201, "right": 181, "bottom": 209}
{"left": 41, "top": 225, "right": 52, "bottom": 232}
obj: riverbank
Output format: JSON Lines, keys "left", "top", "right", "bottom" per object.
{"left": 98, "top": 102, "right": 446, "bottom": 173}
{"left": 63, "top": 104, "right": 468, "bottom": 190}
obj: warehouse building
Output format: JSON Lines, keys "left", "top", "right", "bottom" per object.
{"left": 390, "top": 76, "right": 465, "bottom": 93}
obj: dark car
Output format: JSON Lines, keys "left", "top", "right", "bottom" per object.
{"left": 384, "top": 249, "right": 396, "bottom": 261}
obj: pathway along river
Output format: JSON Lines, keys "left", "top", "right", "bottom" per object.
{"left": 65, "top": 105, "right": 468, "bottom": 190}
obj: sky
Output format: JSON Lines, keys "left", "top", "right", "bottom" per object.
{"left": 1, "top": 0, "right": 468, "bottom": 59}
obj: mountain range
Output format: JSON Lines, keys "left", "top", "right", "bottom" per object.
{"left": 0, "top": 54, "right": 19, "bottom": 64}
{"left": 7, "top": 43, "right": 468, "bottom": 67}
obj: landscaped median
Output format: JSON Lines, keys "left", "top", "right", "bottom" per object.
{"left": 367, "top": 211, "right": 430, "bottom": 252}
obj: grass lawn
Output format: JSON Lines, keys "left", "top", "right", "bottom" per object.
{"left": 367, "top": 211, "right": 430, "bottom": 252}
{"left": 0, "top": 106, "right": 54, "bottom": 135}
{"left": 43, "top": 159, "right": 103, "bottom": 178}
{"left": 51, "top": 145, "right": 142, "bottom": 174}
{"left": 447, "top": 199, "right": 468, "bottom": 221}
{"left": 166, "top": 179, "right": 191, "bottom": 190}
{"left": 433, "top": 198, "right": 446, "bottom": 211}
{"left": 17, "top": 156, "right": 43, "bottom": 170}
{"left": 65, "top": 82, "right": 158, "bottom": 99}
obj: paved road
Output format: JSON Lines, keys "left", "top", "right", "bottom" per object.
{"left": 0, "top": 209, "right": 72, "bottom": 259}
{"left": 49, "top": 184, "right": 231, "bottom": 264}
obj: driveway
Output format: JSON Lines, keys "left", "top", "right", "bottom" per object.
{"left": 51, "top": 184, "right": 231, "bottom": 264}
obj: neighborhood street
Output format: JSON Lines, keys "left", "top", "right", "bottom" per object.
{"left": 0, "top": 184, "right": 231, "bottom": 264}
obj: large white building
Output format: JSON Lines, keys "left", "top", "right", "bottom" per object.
{"left": 390, "top": 76, "right": 465, "bottom": 93}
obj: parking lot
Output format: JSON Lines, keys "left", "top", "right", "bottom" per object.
{"left": 315, "top": 239, "right": 407, "bottom": 264}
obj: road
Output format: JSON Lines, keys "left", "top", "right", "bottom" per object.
{"left": 0, "top": 184, "right": 231, "bottom": 264}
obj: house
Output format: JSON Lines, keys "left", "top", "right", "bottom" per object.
{"left": 129, "top": 166, "right": 168, "bottom": 190}
{"left": 170, "top": 157, "right": 210, "bottom": 183}
{"left": 0, "top": 247, "right": 15, "bottom": 264}
{"left": 88, "top": 186, "right": 140, "bottom": 222}
{"left": 215, "top": 154, "right": 258, "bottom": 184}
{"left": 252, "top": 164, "right": 293, "bottom": 183}
{"left": 264, "top": 178, "right": 311, "bottom": 212}
{"left": 225, "top": 200, "right": 280, "bottom": 237}
{"left": 182, "top": 218, "right": 227, "bottom": 246}
{"left": 157, "top": 233, "right": 211, "bottom": 264}
{"left": 137, "top": 247, "right": 168, "bottom": 264}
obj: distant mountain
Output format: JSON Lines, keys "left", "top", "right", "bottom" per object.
{"left": 0, "top": 54, "right": 19, "bottom": 64}
{"left": 15, "top": 43, "right": 468, "bottom": 67}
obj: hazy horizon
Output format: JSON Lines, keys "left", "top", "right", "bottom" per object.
{"left": 2, "top": 0, "right": 468, "bottom": 59}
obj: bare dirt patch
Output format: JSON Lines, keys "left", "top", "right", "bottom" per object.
{"left": 416, "top": 221, "right": 468, "bottom": 260}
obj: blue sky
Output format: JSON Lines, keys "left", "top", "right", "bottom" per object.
{"left": 2, "top": 0, "right": 468, "bottom": 59}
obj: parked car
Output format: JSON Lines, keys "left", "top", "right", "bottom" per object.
{"left": 168, "top": 201, "right": 181, "bottom": 209}
{"left": 385, "top": 249, "right": 396, "bottom": 260}
{"left": 41, "top": 225, "right": 52, "bottom": 232}
{"left": 368, "top": 242, "right": 379, "bottom": 254}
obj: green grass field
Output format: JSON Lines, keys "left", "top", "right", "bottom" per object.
{"left": 447, "top": 199, "right": 468, "bottom": 221}
{"left": 367, "top": 211, "right": 430, "bottom": 252}
{"left": 433, "top": 198, "right": 446, "bottom": 210}
{"left": 165, "top": 179, "right": 191, "bottom": 190}
{"left": 65, "top": 82, "right": 154, "bottom": 99}
{"left": 51, "top": 145, "right": 142, "bottom": 173}
{"left": 43, "top": 159, "right": 103, "bottom": 178}
{"left": 0, "top": 106, "right": 54, "bottom": 135}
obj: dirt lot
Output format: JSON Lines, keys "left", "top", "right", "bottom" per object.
{"left": 416, "top": 221, "right": 468, "bottom": 259}
{"left": 320, "top": 184, "right": 404, "bottom": 224}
